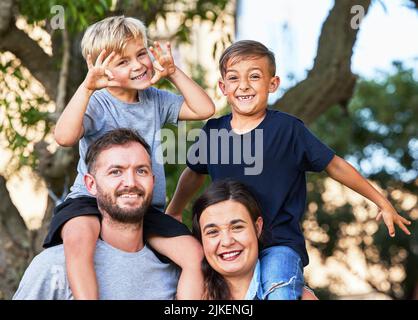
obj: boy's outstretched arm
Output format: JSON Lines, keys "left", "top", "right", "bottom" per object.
{"left": 55, "top": 50, "right": 120, "bottom": 146}
{"left": 325, "top": 155, "right": 412, "bottom": 237}
{"left": 166, "top": 167, "right": 206, "bottom": 221}
{"left": 149, "top": 42, "right": 215, "bottom": 120}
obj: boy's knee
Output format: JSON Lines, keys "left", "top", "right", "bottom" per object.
{"left": 263, "top": 276, "right": 303, "bottom": 300}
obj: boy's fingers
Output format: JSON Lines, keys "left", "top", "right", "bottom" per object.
{"left": 153, "top": 60, "right": 164, "bottom": 72}
{"left": 150, "top": 72, "right": 161, "bottom": 84}
{"left": 397, "top": 221, "right": 411, "bottom": 235}
{"left": 104, "top": 69, "right": 114, "bottom": 80}
{"left": 103, "top": 51, "right": 116, "bottom": 67}
{"left": 376, "top": 212, "right": 382, "bottom": 222}
{"left": 400, "top": 216, "right": 411, "bottom": 225}
{"left": 166, "top": 42, "right": 173, "bottom": 56}
{"left": 154, "top": 41, "right": 162, "bottom": 54}
{"left": 87, "top": 54, "right": 93, "bottom": 69}
{"left": 95, "top": 49, "right": 107, "bottom": 66}
{"left": 149, "top": 46, "right": 158, "bottom": 60}
{"left": 384, "top": 218, "right": 395, "bottom": 237}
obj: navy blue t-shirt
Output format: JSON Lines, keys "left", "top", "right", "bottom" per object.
{"left": 187, "top": 109, "right": 335, "bottom": 266}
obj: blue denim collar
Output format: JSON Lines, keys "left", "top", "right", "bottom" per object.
{"left": 244, "top": 260, "right": 263, "bottom": 300}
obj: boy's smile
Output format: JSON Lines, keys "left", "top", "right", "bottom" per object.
{"left": 219, "top": 57, "right": 280, "bottom": 119}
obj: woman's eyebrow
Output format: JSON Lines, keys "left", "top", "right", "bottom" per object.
{"left": 203, "top": 219, "right": 247, "bottom": 231}
{"left": 203, "top": 223, "right": 217, "bottom": 232}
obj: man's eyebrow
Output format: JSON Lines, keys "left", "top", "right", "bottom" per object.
{"left": 105, "top": 163, "right": 152, "bottom": 171}
{"left": 137, "top": 164, "right": 152, "bottom": 170}
{"left": 106, "top": 164, "right": 125, "bottom": 171}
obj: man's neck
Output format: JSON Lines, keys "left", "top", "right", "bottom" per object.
{"left": 106, "top": 87, "right": 139, "bottom": 103}
{"left": 100, "top": 214, "right": 144, "bottom": 253}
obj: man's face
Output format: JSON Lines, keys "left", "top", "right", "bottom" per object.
{"left": 108, "top": 37, "right": 154, "bottom": 91}
{"left": 219, "top": 56, "right": 280, "bottom": 118}
{"left": 85, "top": 142, "right": 154, "bottom": 224}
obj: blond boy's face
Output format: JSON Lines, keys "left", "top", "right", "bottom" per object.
{"left": 219, "top": 57, "right": 280, "bottom": 118}
{"left": 107, "top": 37, "right": 154, "bottom": 91}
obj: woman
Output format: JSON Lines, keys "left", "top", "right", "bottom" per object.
{"left": 192, "top": 179, "right": 317, "bottom": 300}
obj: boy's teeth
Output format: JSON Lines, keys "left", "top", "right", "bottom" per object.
{"left": 131, "top": 72, "right": 146, "bottom": 80}
{"left": 237, "top": 95, "right": 254, "bottom": 101}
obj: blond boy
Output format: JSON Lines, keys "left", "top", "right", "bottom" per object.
{"left": 44, "top": 16, "right": 215, "bottom": 299}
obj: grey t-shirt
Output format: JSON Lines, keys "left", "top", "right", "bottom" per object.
{"left": 68, "top": 87, "right": 183, "bottom": 211}
{"left": 13, "top": 240, "right": 179, "bottom": 300}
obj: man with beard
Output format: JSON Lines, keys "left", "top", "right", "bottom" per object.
{"left": 13, "top": 129, "right": 181, "bottom": 300}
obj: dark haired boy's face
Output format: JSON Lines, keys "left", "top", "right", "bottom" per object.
{"left": 219, "top": 57, "right": 279, "bottom": 118}
{"left": 84, "top": 142, "right": 154, "bottom": 223}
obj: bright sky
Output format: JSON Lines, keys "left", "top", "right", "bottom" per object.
{"left": 236, "top": 0, "right": 418, "bottom": 102}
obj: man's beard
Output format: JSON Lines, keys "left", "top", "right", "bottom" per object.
{"left": 96, "top": 185, "right": 152, "bottom": 225}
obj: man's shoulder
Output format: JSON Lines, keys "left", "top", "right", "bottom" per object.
{"left": 13, "top": 245, "right": 69, "bottom": 300}
{"left": 22, "top": 245, "right": 66, "bottom": 278}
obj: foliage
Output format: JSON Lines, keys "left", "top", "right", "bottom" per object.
{"left": 18, "top": 0, "right": 112, "bottom": 34}
{"left": 307, "top": 62, "right": 418, "bottom": 299}
{"left": 0, "top": 55, "right": 52, "bottom": 172}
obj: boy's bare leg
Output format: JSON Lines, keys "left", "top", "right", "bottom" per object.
{"left": 61, "top": 215, "right": 101, "bottom": 300}
{"left": 148, "top": 235, "right": 204, "bottom": 300}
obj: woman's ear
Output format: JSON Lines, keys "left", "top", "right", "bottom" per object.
{"left": 84, "top": 173, "right": 98, "bottom": 196}
{"left": 269, "top": 76, "right": 280, "bottom": 93}
{"left": 255, "top": 217, "right": 263, "bottom": 238}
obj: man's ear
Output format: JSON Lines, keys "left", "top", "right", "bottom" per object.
{"left": 255, "top": 217, "right": 263, "bottom": 238}
{"left": 269, "top": 76, "right": 280, "bottom": 93}
{"left": 84, "top": 173, "right": 98, "bottom": 196}
{"left": 218, "top": 79, "right": 227, "bottom": 96}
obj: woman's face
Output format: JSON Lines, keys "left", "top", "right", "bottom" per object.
{"left": 199, "top": 200, "right": 263, "bottom": 279}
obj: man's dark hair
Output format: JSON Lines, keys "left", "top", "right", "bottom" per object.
{"left": 85, "top": 128, "right": 151, "bottom": 173}
{"left": 219, "top": 40, "right": 276, "bottom": 77}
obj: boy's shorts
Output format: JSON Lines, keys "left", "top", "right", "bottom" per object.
{"left": 43, "top": 196, "right": 191, "bottom": 250}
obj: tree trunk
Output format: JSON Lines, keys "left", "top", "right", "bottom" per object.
{"left": 0, "top": 176, "right": 33, "bottom": 299}
{"left": 272, "top": 0, "right": 371, "bottom": 124}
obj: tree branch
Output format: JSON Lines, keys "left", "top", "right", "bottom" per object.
{"left": 0, "top": 175, "right": 32, "bottom": 299}
{"left": 0, "top": 0, "right": 14, "bottom": 34}
{"left": 272, "top": 0, "right": 372, "bottom": 124}
{"left": 54, "top": 28, "right": 70, "bottom": 115}
{"left": 0, "top": 23, "right": 58, "bottom": 99}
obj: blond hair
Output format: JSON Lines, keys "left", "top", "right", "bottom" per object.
{"left": 81, "top": 16, "right": 148, "bottom": 63}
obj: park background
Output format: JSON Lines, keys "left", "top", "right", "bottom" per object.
{"left": 0, "top": 0, "right": 417, "bottom": 299}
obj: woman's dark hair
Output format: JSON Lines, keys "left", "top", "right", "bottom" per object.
{"left": 192, "top": 179, "right": 263, "bottom": 300}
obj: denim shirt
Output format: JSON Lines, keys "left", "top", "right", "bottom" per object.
{"left": 244, "top": 260, "right": 264, "bottom": 300}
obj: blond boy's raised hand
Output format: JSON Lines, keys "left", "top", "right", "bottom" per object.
{"left": 84, "top": 49, "right": 121, "bottom": 90}
{"left": 148, "top": 42, "right": 177, "bottom": 84}
{"left": 376, "top": 205, "right": 412, "bottom": 237}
